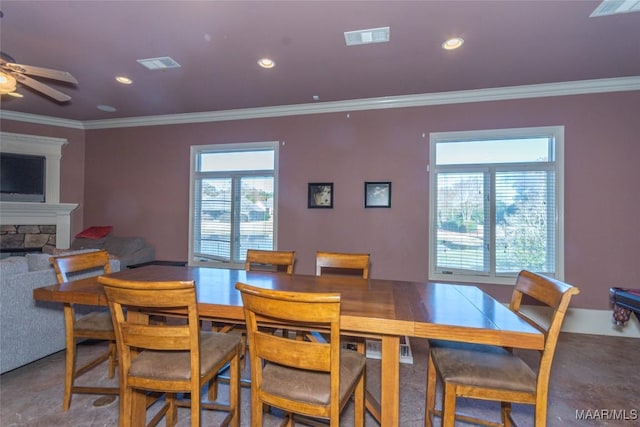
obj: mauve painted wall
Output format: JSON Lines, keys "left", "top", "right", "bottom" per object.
{"left": 3, "top": 90, "right": 638, "bottom": 310}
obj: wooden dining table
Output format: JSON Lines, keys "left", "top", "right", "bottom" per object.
{"left": 33, "top": 265, "right": 544, "bottom": 426}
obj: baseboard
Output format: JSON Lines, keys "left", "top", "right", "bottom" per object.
{"left": 521, "top": 306, "right": 640, "bottom": 338}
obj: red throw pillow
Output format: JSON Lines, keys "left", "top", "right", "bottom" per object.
{"left": 75, "top": 226, "right": 113, "bottom": 240}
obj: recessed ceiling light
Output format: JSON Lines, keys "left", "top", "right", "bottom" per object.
{"left": 442, "top": 37, "right": 464, "bottom": 50}
{"left": 116, "top": 76, "right": 132, "bottom": 84}
{"left": 257, "top": 58, "right": 275, "bottom": 69}
{"left": 97, "top": 104, "right": 117, "bottom": 112}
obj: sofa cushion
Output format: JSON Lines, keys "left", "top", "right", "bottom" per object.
{"left": 26, "top": 249, "right": 102, "bottom": 272}
{"left": 104, "top": 236, "right": 145, "bottom": 257}
{"left": 75, "top": 225, "right": 113, "bottom": 240}
{"left": 25, "top": 253, "right": 55, "bottom": 272}
{"left": 0, "top": 257, "right": 29, "bottom": 277}
{"left": 71, "top": 237, "right": 107, "bottom": 250}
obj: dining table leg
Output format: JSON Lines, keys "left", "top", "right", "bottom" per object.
{"left": 380, "top": 335, "right": 400, "bottom": 426}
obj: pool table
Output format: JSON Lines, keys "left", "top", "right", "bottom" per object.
{"left": 609, "top": 287, "right": 640, "bottom": 325}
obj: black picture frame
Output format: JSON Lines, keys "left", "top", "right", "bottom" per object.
{"left": 308, "top": 183, "right": 334, "bottom": 208}
{"left": 364, "top": 182, "right": 392, "bottom": 208}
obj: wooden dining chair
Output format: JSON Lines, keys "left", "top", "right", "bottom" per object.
{"left": 425, "top": 270, "right": 580, "bottom": 427}
{"left": 245, "top": 249, "right": 295, "bottom": 274}
{"left": 236, "top": 281, "right": 366, "bottom": 427}
{"left": 315, "top": 250, "right": 378, "bottom": 419}
{"left": 50, "top": 250, "right": 118, "bottom": 411}
{"left": 99, "top": 276, "right": 242, "bottom": 427}
{"left": 209, "top": 249, "right": 296, "bottom": 400}
{"left": 314, "top": 250, "right": 370, "bottom": 348}
{"left": 316, "top": 251, "right": 370, "bottom": 279}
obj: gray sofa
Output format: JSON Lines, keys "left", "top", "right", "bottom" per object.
{"left": 68, "top": 234, "right": 155, "bottom": 268}
{"left": 0, "top": 251, "right": 120, "bottom": 374}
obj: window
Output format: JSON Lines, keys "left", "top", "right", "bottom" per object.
{"left": 189, "top": 142, "right": 278, "bottom": 267}
{"left": 429, "top": 126, "right": 563, "bottom": 284}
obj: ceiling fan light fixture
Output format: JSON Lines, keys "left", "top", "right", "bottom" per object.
{"left": 1, "top": 53, "right": 76, "bottom": 102}
{"left": 0, "top": 71, "right": 17, "bottom": 94}
{"left": 442, "top": 37, "right": 464, "bottom": 50}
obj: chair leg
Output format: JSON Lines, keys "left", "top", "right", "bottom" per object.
{"left": 207, "top": 376, "right": 219, "bottom": 401}
{"left": 63, "top": 337, "right": 76, "bottom": 411}
{"left": 501, "top": 402, "right": 512, "bottom": 427}
{"left": 120, "top": 385, "right": 133, "bottom": 427}
{"left": 190, "top": 386, "right": 200, "bottom": 427}
{"left": 286, "top": 413, "right": 295, "bottom": 426}
{"left": 229, "top": 354, "right": 241, "bottom": 427}
{"left": 108, "top": 341, "right": 117, "bottom": 379}
{"left": 534, "top": 399, "right": 548, "bottom": 427}
{"left": 425, "top": 353, "right": 437, "bottom": 427}
{"left": 442, "top": 382, "right": 457, "bottom": 427}
{"left": 251, "top": 384, "right": 263, "bottom": 427}
{"left": 354, "top": 371, "right": 365, "bottom": 427}
{"left": 62, "top": 305, "right": 76, "bottom": 411}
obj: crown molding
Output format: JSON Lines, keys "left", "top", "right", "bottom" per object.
{"left": 0, "top": 110, "right": 84, "bottom": 129}
{"left": 1, "top": 76, "right": 638, "bottom": 130}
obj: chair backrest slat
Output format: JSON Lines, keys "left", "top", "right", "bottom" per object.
{"left": 316, "top": 251, "right": 370, "bottom": 279}
{"left": 255, "top": 331, "right": 332, "bottom": 372}
{"left": 50, "top": 250, "right": 112, "bottom": 283}
{"left": 245, "top": 249, "right": 295, "bottom": 274}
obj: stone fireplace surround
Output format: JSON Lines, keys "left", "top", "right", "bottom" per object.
{"left": 1, "top": 225, "right": 57, "bottom": 255}
{"left": 0, "top": 132, "right": 78, "bottom": 251}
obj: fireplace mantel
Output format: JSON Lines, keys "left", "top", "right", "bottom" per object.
{"left": 1, "top": 132, "right": 78, "bottom": 249}
{"left": 0, "top": 202, "right": 78, "bottom": 248}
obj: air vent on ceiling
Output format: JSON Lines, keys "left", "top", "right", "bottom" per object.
{"left": 136, "top": 56, "right": 181, "bottom": 70}
{"left": 344, "top": 27, "right": 390, "bottom": 46}
{"left": 590, "top": 0, "right": 640, "bottom": 17}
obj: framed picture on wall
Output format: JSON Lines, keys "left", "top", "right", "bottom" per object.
{"left": 364, "top": 182, "right": 391, "bottom": 208}
{"left": 308, "top": 183, "right": 334, "bottom": 208}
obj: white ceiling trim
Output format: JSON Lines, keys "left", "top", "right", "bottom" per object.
{"left": 0, "top": 111, "right": 85, "bottom": 129}
{"left": 1, "top": 76, "right": 639, "bottom": 130}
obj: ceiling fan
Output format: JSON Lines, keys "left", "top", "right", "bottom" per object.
{"left": 0, "top": 51, "right": 78, "bottom": 102}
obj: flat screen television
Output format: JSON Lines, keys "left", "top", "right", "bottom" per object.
{"left": 0, "top": 153, "right": 46, "bottom": 202}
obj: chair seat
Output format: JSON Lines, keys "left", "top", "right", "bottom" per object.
{"left": 129, "top": 332, "right": 241, "bottom": 381}
{"left": 74, "top": 310, "right": 114, "bottom": 332}
{"left": 431, "top": 345, "right": 537, "bottom": 394}
{"left": 262, "top": 348, "right": 366, "bottom": 406}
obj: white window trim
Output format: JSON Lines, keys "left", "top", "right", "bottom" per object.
{"left": 188, "top": 141, "right": 279, "bottom": 268}
{"left": 428, "top": 126, "right": 564, "bottom": 285}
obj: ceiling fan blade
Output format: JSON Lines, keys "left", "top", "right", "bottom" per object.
{"left": 12, "top": 72, "right": 72, "bottom": 102}
{"left": 3, "top": 62, "right": 78, "bottom": 84}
